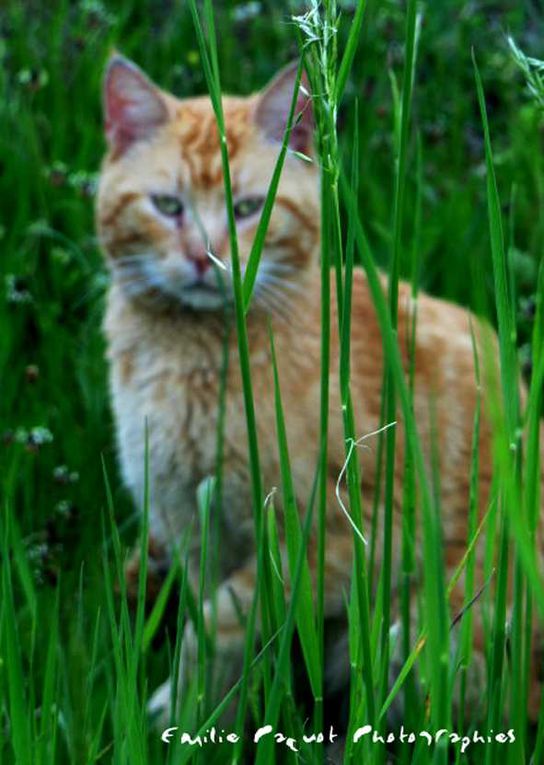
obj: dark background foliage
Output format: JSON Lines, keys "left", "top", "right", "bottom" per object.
{"left": 0, "top": 2, "right": 542, "bottom": 759}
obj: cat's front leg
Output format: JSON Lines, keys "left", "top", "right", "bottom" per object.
{"left": 148, "top": 534, "right": 355, "bottom": 727}
{"left": 148, "top": 559, "right": 257, "bottom": 727}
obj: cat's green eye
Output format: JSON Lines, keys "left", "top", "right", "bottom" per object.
{"left": 233, "top": 196, "right": 264, "bottom": 219}
{"left": 151, "top": 194, "right": 184, "bottom": 217}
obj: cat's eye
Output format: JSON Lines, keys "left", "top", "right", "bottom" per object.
{"left": 233, "top": 196, "right": 264, "bottom": 219}
{"left": 151, "top": 194, "right": 184, "bottom": 217}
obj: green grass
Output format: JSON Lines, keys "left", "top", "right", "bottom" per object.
{"left": 1, "top": 1, "right": 544, "bottom": 763}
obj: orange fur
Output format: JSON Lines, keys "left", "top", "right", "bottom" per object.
{"left": 96, "top": 56, "right": 543, "bottom": 725}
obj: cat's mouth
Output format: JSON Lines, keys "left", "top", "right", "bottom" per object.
{"left": 112, "top": 258, "right": 232, "bottom": 312}
{"left": 184, "top": 280, "right": 220, "bottom": 292}
{"left": 178, "top": 281, "right": 231, "bottom": 311}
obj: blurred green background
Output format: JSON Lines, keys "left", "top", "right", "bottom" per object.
{"left": 0, "top": 1, "right": 542, "bottom": 760}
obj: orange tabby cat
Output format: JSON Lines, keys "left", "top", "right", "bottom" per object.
{"left": 96, "top": 55, "right": 543, "bottom": 724}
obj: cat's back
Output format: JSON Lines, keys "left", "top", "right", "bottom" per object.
{"left": 346, "top": 269, "right": 493, "bottom": 517}
{"left": 347, "top": 268, "right": 488, "bottom": 406}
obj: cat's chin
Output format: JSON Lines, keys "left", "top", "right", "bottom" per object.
{"left": 118, "top": 281, "right": 230, "bottom": 314}
{"left": 177, "top": 285, "right": 230, "bottom": 312}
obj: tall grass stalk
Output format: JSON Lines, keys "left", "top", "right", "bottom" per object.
{"left": 101, "top": 459, "right": 147, "bottom": 765}
{"left": 268, "top": 321, "right": 322, "bottom": 700}
{"left": 195, "top": 477, "right": 213, "bottom": 731}
{"left": 187, "top": 0, "right": 266, "bottom": 746}
{"left": 525, "top": 262, "right": 544, "bottom": 764}
{"left": 400, "top": 132, "right": 423, "bottom": 748}
{"left": 472, "top": 57, "right": 517, "bottom": 765}
{"left": 254, "top": 467, "right": 318, "bottom": 765}
{"left": 341, "top": 174, "right": 451, "bottom": 745}
{"left": 188, "top": 4, "right": 329, "bottom": 760}
{"left": 297, "top": 7, "right": 381, "bottom": 757}
{"left": 454, "top": 326, "right": 481, "bottom": 765}
{"left": 473, "top": 51, "right": 544, "bottom": 765}
{"left": 379, "top": 3, "right": 419, "bottom": 752}
{"left": 1, "top": 506, "right": 33, "bottom": 765}
{"left": 242, "top": 58, "right": 307, "bottom": 311}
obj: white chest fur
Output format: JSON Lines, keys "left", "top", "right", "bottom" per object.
{"left": 104, "top": 291, "right": 228, "bottom": 544}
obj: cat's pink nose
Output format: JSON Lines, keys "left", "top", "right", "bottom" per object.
{"left": 186, "top": 244, "right": 211, "bottom": 276}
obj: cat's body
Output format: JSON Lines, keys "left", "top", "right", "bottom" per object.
{"left": 106, "top": 267, "right": 488, "bottom": 594}
{"left": 97, "top": 55, "right": 542, "bottom": 725}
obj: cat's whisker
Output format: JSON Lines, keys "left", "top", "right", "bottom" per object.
{"left": 266, "top": 279, "right": 298, "bottom": 307}
{"left": 258, "top": 262, "right": 295, "bottom": 277}
{"left": 258, "top": 271, "right": 304, "bottom": 294}
{"left": 73, "top": 275, "right": 111, "bottom": 309}
{"left": 115, "top": 271, "right": 154, "bottom": 289}
{"left": 115, "top": 264, "right": 146, "bottom": 277}
{"left": 252, "top": 282, "right": 277, "bottom": 314}
{"left": 254, "top": 282, "right": 294, "bottom": 321}
{"left": 114, "top": 254, "right": 155, "bottom": 267}
{"left": 259, "top": 262, "right": 302, "bottom": 290}
{"left": 117, "top": 274, "right": 156, "bottom": 292}
{"left": 255, "top": 290, "right": 290, "bottom": 322}
{"left": 253, "top": 290, "right": 274, "bottom": 315}
{"left": 115, "top": 253, "right": 152, "bottom": 262}
{"left": 113, "top": 254, "right": 164, "bottom": 285}
{"left": 121, "top": 282, "right": 151, "bottom": 299}
{"left": 114, "top": 262, "right": 151, "bottom": 274}
{"left": 118, "top": 272, "right": 166, "bottom": 300}
{"left": 262, "top": 261, "right": 298, "bottom": 273}
{"left": 112, "top": 257, "right": 156, "bottom": 282}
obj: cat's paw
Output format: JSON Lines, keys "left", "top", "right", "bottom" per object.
{"left": 146, "top": 622, "right": 201, "bottom": 731}
{"left": 147, "top": 678, "right": 173, "bottom": 730}
{"left": 185, "top": 601, "right": 246, "bottom": 664}
{"left": 147, "top": 593, "right": 248, "bottom": 730}
{"left": 180, "top": 619, "right": 199, "bottom": 676}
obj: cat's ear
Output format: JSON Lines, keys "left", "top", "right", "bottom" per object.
{"left": 103, "top": 54, "right": 169, "bottom": 156}
{"left": 254, "top": 61, "right": 313, "bottom": 155}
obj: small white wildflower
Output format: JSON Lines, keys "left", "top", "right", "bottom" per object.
{"left": 55, "top": 500, "right": 73, "bottom": 518}
{"left": 45, "top": 161, "right": 68, "bottom": 186}
{"left": 27, "top": 543, "right": 49, "bottom": 562}
{"left": 50, "top": 247, "right": 71, "bottom": 265}
{"left": 68, "top": 170, "right": 98, "bottom": 197}
{"left": 53, "top": 465, "right": 79, "bottom": 484}
{"left": 6, "top": 274, "right": 33, "bottom": 305}
{"left": 81, "top": 0, "right": 116, "bottom": 27}
{"left": 16, "top": 426, "right": 54, "bottom": 446}
{"left": 17, "top": 68, "right": 49, "bottom": 89}
{"left": 233, "top": 2, "right": 261, "bottom": 22}
{"left": 30, "top": 427, "right": 54, "bottom": 445}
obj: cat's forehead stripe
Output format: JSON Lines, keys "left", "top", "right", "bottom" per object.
{"left": 99, "top": 191, "right": 140, "bottom": 228}
{"left": 176, "top": 101, "right": 252, "bottom": 190}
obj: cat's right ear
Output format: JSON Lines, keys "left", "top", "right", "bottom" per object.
{"left": 254, "top": 61, "right": 313, "bottom": 155}
{"left": 103, "top": 55, "right": 169, "bottom": 156}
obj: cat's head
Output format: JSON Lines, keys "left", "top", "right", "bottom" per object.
{"left": 96, "top": 54, "right": 319, "bottom": 315}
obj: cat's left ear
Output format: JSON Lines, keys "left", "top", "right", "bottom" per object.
{"left": 103, "top": 54, "right": 169, "bottom": 156}
{"left": 254, "top": 61, "right": 313, "bottom": 155}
